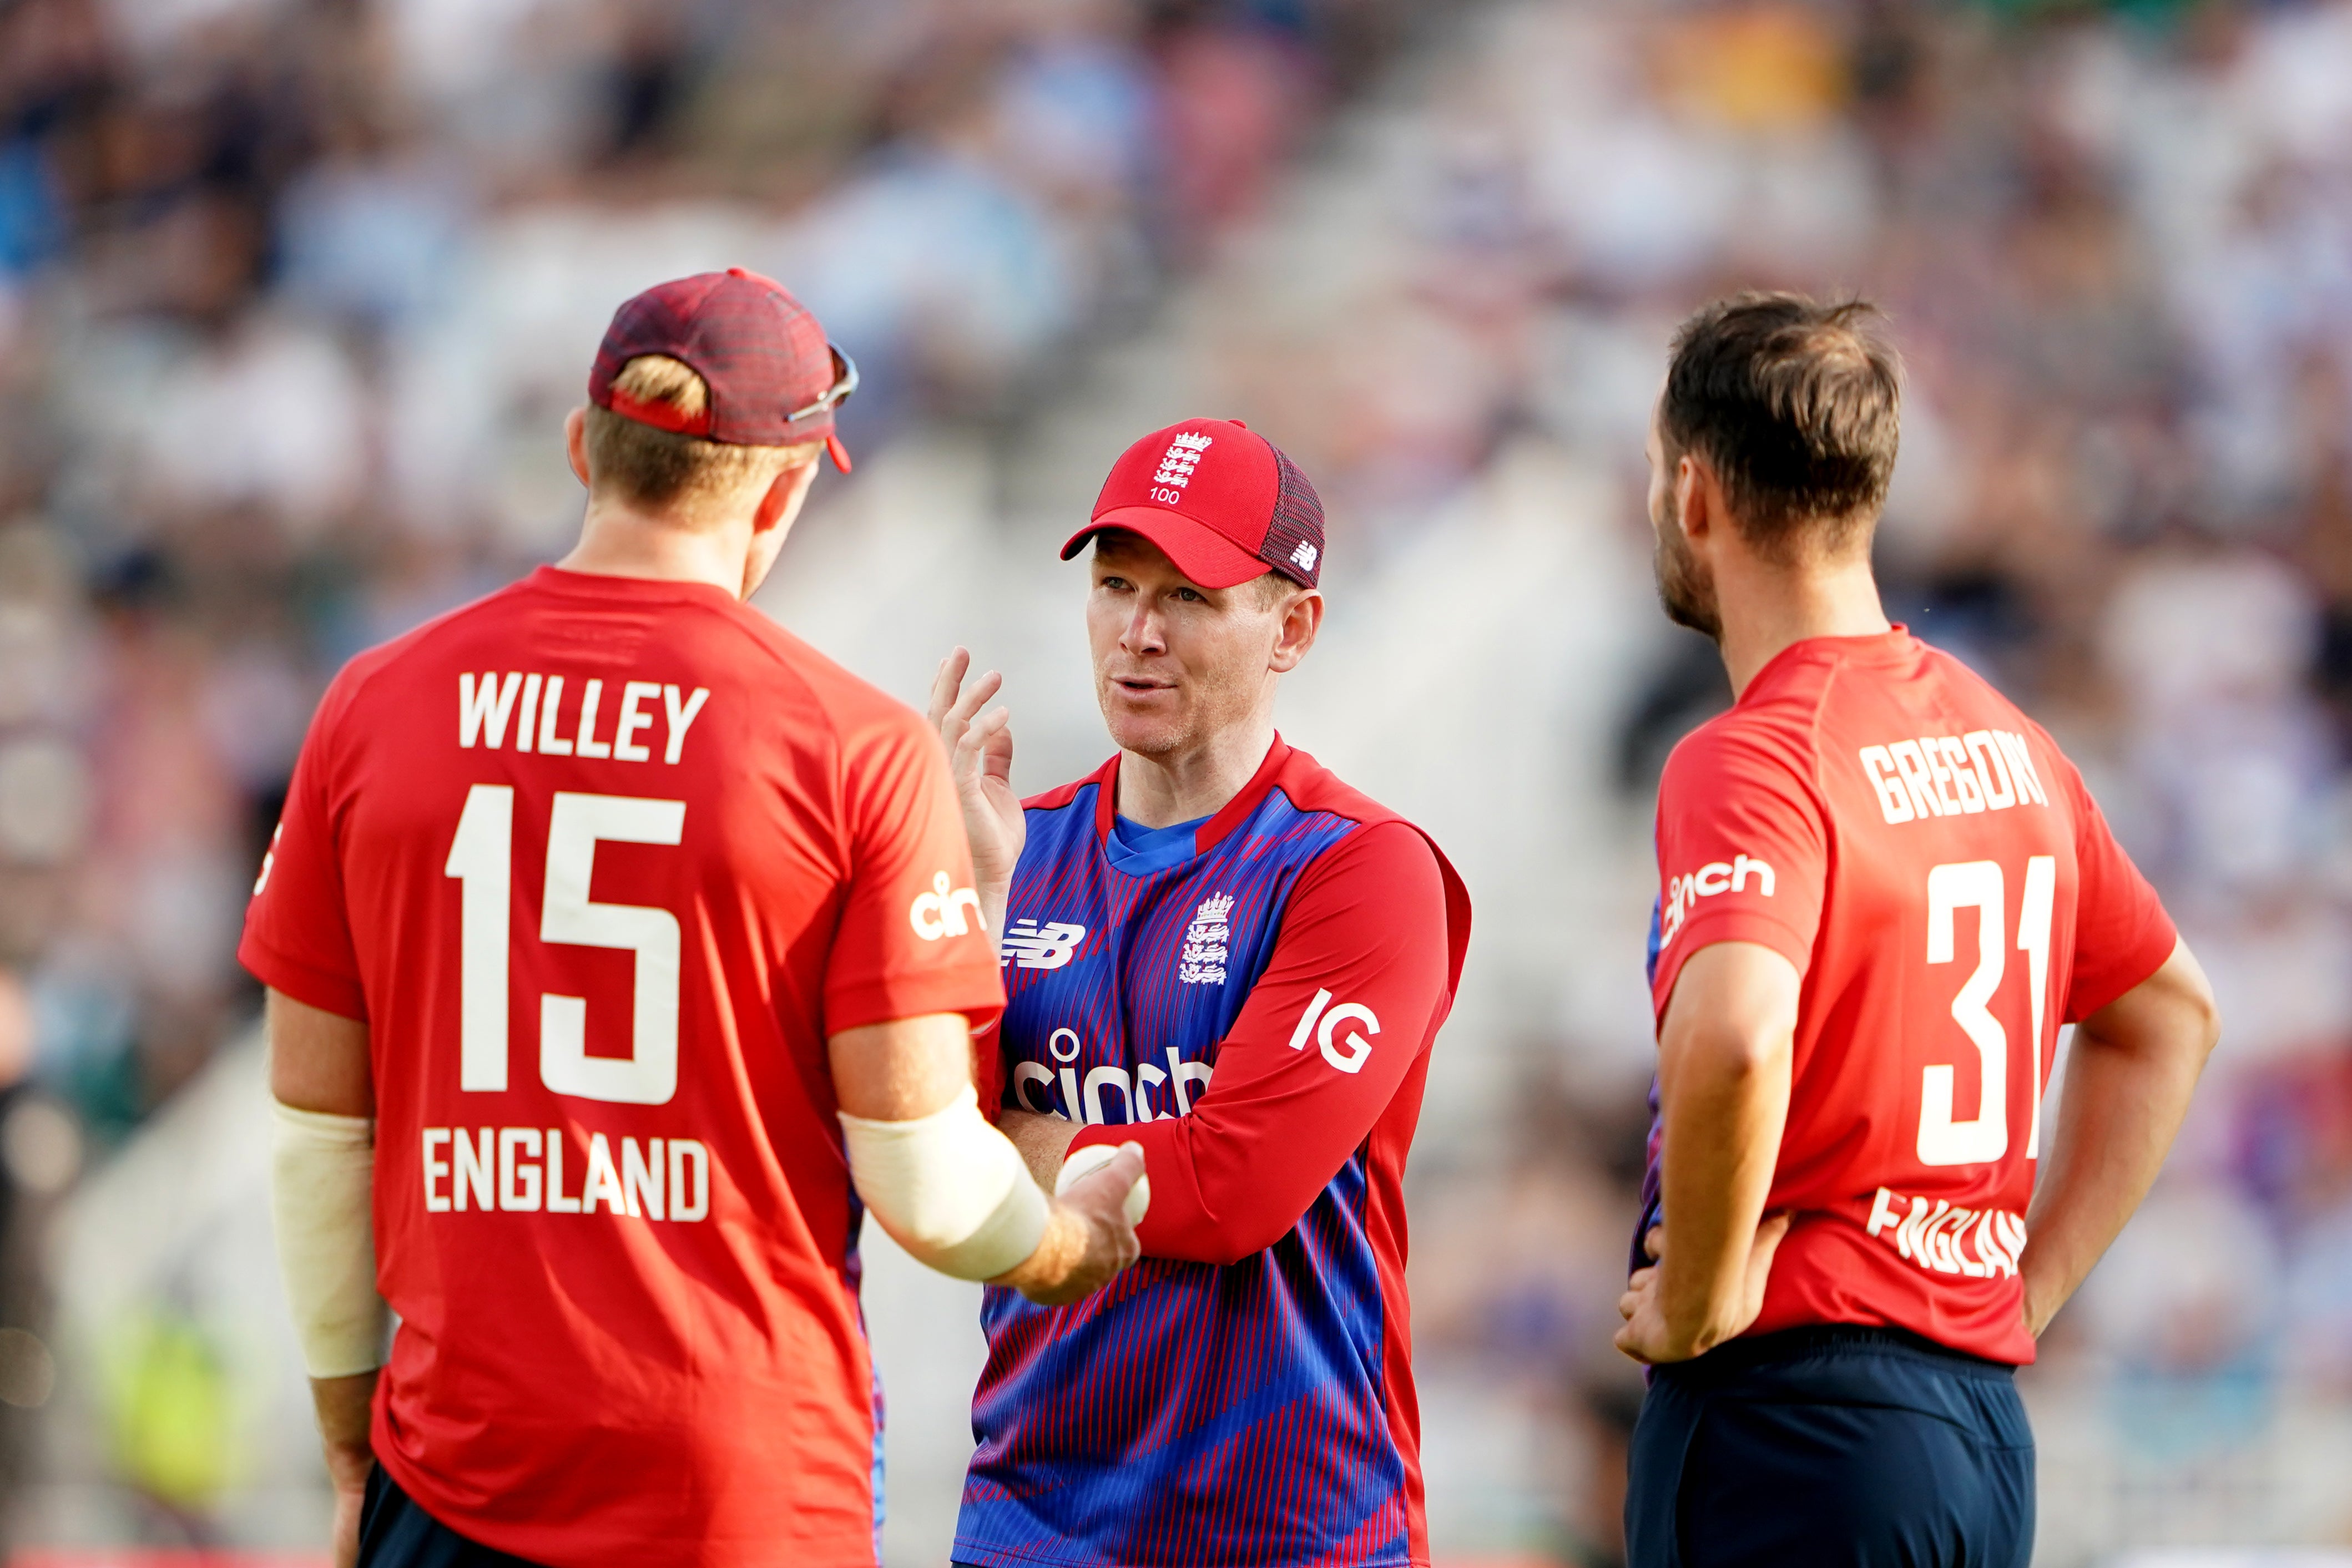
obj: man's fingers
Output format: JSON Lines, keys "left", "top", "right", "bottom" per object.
{"left": 956, "top": 707, "right": 1013, "bottom": 771}
{"left": 1618, "top": 1288, "right": 1639, "bottom": 1322}
{"left": 976, "top": 706, "right": 1016, "bottom": 776}
{"left": 1613, "top": 1322, "right": 1654, "bottom": 1365}
{"left": 946, "top": 669, "right": 1004, "bottom": 729}
{"left": 927, "top": 648, "right": 972, "bottom": 727}
{"left": 1065, "top": 1143, "right": 1146, "bottom": 1257}
{"left": 1644, "top": 1224, "right": 1665, "bottom": 1262}
{"left": 1071, "top": 1142, "right": 1145, "bottom": 1206}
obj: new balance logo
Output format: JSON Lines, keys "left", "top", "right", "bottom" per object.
{"left": 1152, "top": 433, "right": 1213, "bottom": 488}
{"left": 1001, "top": 920, "right": 1087, "bottom": 970}
{"left": 1179, "top": 893, "right": 1232, "bottom": 984}
{"left": 1290, "top": 540, "right": 1318, "bottom": 573}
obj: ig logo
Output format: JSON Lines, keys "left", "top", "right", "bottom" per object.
{"left": 1285, "top": 989, "right": 1380, "bottom": 1074}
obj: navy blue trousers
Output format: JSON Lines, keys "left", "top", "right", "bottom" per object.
{"left": 359, "top": 1465, "right": 544, "bottom": 1568}
{"left": 1626, "top": 1326, "right": 2035, "bottom": 1568}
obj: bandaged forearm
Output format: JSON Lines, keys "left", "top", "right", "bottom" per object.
{"left": 270, "top": 1101, "right": 390, "bottom": 1379}
{"left": 839, "top": 1085, "right": 1048, "bottom": 1280}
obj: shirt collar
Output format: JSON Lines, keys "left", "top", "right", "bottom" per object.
{"left": 1090, "top": 734, "right": 1293, "bottom": 858}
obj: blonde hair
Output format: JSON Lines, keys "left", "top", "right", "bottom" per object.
{"left": 584, "top": 355, "right": 821, "bottom": 513}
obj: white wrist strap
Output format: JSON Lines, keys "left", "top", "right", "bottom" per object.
{"left": 839, "top": 1085, "right": 1048, "bottom": 1281}
{"left": 270, "top": 1100, "right": 390, "bottom": 1378}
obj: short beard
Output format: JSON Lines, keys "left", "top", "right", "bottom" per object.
{"left": 1652, "top": 515, "right": 1722, "bottom": 643}
{"left": 1096, "top": 673, "right": 1212, "bottom": 765}
{"left": 1103, "top": 701, "right": 1195, "bottom": 762}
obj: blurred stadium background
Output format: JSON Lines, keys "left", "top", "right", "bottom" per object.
{"left": 0, "top": 0, "right": 2349, "bottom": 1563}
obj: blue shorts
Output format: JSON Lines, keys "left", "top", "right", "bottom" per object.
{"left": 359, "top": 1465, "right": 544, "bottom": 1568}
{"left": 1626, "top": 1326, "right": 2035, "bottom": 1568}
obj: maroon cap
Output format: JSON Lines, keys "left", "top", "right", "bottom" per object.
{"left": 588, "top": 267, "right": 854, "bottom": 471}
{"left": 1062, "top": 418, "right": 1325, "bottom": 590}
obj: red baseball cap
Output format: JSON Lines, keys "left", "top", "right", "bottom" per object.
{"left": 588, "top": 267, "right": 857, "bottom": 472}
{"left": 1062, "top": 418, "right": 1326, "bottom": 590}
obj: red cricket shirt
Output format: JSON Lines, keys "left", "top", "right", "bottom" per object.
{"left": 240, "top": 566, "right": 1004, "bottom": 1567}
{"left": 1649, "top": 628, "right": 2177, "bottom": 1364}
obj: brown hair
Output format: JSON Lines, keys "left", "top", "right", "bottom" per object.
{"left": 584, "top": 355, "right": 820, "bottom": 512}
{"left": 1659, "top": 292, "right": 1901, "bottom": 563}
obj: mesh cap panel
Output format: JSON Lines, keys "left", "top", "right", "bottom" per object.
{"left": 1260, "top": 443, "right": 1326, "bottom": 586}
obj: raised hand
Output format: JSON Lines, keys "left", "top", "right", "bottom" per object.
{"left": 928, "top": 649, "right": 1025, "bottom": 937}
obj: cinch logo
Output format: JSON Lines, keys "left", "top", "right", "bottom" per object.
{"left": 1858, "top": 731, "right": 2048, "bottom": 826}
{"left": 253, "top": 821, "right": 282, "bottom": 895}
{"left": 1152, "top": 432, "right": 1213, "bottom": 489}
{"left": 1287, "top": 988, "right": 1380, "bottom": 1074}
{"left": 1011, "top": 1029, "right": 1212, "bottom": 1123}
{"left": 1000, "top": 920, "right": 1087, "bottom": 970}
{"left": 1659, "top": 853, "right": 1775, "bottom": 947}
{"left": 1866, "top": 1185, "right": 2026, "bottom": 1281}
{"left": 1179, "top": 893, "right": 1232, "bottom": 984}
{"left": 909, "top": 872, "right": 983, "bottom": 940}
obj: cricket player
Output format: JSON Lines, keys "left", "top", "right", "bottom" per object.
{"left": 1619, "top": 293, "right": 2221, "bottom": 1566}
{"left": 241, "top": 269, "right": 1143, "bottom": 1568}
{"left": 926, "top": 419, "right": 1473, "bottom": 1566}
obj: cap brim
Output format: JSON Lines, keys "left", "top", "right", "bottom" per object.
{"left": 1061, "top": 506, "right": 1266, "bottom": 590}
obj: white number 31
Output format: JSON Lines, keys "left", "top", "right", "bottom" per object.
{"left": 445, "top": 783, "right": 687, "bottom": 1105}
{"left": 1917, "top": 856, "right": 2056, "bottom": 1167}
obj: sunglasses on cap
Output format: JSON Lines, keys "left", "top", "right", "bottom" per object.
{"left": 788, "top": 345, "right": 859, "bottom": 424}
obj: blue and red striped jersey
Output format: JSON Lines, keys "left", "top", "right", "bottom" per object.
{"left": 955, "top": 740, "right": 1470, "bottom": 1568}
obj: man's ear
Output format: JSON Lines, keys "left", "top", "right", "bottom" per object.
{"left": 753, "top": 457, "right": 819, "bottom": 535}
{"left": 1269, "top": 588, "right": 1324, "bottom": 675}
{"left": 566, "top": 407, "right": 592, "bottom": 489}
{"left": 1675, "top": 451, "right": 1715, "bottom": 545}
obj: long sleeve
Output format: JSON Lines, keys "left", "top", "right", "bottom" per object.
{"left": 1069, "top": 821, "right": 1453, "bottom": 1264}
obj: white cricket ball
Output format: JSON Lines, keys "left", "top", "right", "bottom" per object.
{"left": 1056, "top": 1141, "right": 1151, "bottom": 1226}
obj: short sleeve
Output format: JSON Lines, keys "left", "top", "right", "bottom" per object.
{"left": 821, "top": 707, "right": 1006, "bottom": 1038}
{"left": 239, "top": 679, "right": 367, "bottom": 1019}
{"left": 1649, "top": 717, "right": 1828, "bottom": 1021}
{"left": 2058, "top": 757, "right": 2178, "bottom": 1023}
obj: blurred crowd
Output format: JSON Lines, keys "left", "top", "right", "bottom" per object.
{"left": 1231, "top": 0, "right": 2352, "bottom": 1557}
{"left": 8, "top": 0, "right": 2352, "bottom": 1560}
{"left": 0, "top": 0, "right": 1410, "bottom": 1545}
{"left": 0, "top": 0, "right": 1412, "bottom": 1142}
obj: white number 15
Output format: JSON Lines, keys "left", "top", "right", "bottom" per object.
{"left": 445, "top": 783, "right": 686, "bottom": 1105}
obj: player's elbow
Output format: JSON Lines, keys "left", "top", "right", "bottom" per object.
{"left": 1657, "top": 943, "right": 1801, "bottom": 1091}
{"left": 1155, "top": 1188, "right": 1306, "bottom": 1266}
{"left": 2181, "top": 967, "right": 2221, "bottom": 1063}
{"left": 2083, "top": 940, "right": 2222, "bottom": 1072}
{"left": 1163, "top": 1225, "right": 1291, "bottom": 1268}
{"left": 1209, "top": 1216, "right": 1296, "bottom": 1265}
